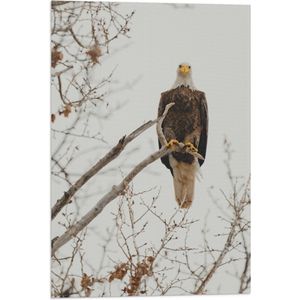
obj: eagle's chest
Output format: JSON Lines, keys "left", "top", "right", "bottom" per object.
{"left": 164, "top": 95, "right": 200, "bottom": 140}
{"left": 172, "top": 95, "right": 196, "bottom": 113}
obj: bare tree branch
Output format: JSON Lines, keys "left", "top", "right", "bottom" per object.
{"left": 194, "top": 158, "right": 250, "bottom": 294}
{"left": 194, "top": 219, "right": 238, "bottom": 294}
{"left": 52, "top": 146, "right": 170, "bottom": 255}
{"left": 51, "top": 134, "right": 250, "bottom": 296}
{"left": 52, "top": 102, "right": 203, "bottom": 255}
{"left": 51, "top": 103, "right": 175, "bottom": 220}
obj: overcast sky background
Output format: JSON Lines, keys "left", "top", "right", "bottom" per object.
{"left": 51, "top": 2, "right": 250, "bottom": 295}
{"left": 92, "top": 2, "right": 250, "bottom": 191}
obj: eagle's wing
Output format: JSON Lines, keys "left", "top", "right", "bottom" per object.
{"left": 157, "top": 93, "right": 173, "bottom": 174}
{"left": 198, "top": 92, "right": 208, "bottom": 167}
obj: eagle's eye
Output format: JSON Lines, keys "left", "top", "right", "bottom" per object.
{"left": 179, "top": 64, "right": 182, "bottom": 68}
{"left": 188, "top": 66, "right": 191, "bottom": 69}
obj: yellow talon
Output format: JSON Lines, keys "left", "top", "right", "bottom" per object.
{"left": 166, "top": 139, "right": 179, "bottom": 149}
{"left": 185, "top": 142, "right": 198, "bottom": 153}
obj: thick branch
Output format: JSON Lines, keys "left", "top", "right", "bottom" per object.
{"left": 52, "top": 146, "right": 171, "bottom": 255}
{"left": 51, "top": 103, "right": 174, "bottom": 220}
{"left": 157, "top": 102, "right": 175, "bottom": 145}
{"left": 51, "top": 102, "right": 203, "bottom": 255}
{"left": 156, "top": 103, "right": 175, "bottom": 146}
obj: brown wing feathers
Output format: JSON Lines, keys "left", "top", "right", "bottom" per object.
{"left": 157, "top": 86, "right": 208, "bottom": 172}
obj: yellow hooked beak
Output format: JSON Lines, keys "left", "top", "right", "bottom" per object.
{"left": 179, "top": 64, "right": 190, "bottom": 75}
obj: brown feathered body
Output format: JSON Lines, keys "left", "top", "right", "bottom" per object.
{"left": 158, "top": 86, "right": 208, "bottom": 208}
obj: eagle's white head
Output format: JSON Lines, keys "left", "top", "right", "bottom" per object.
{"left": 172, "top": 62, "right": 195, "bottom": 89}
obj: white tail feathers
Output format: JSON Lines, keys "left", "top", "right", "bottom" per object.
{"left": 169, "top": 156, "right": 197, "bottom": 208}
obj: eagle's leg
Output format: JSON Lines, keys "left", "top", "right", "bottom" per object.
{"left": 184, "top": 142, "right": 198, "bottom": 153}
{"left": 166, "top": 139, "right": 180, "bottom": 149}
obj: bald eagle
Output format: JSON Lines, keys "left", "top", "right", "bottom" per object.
{"left": 158, "top": 63, "right": 208, "bottom": 208}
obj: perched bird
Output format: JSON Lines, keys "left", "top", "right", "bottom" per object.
{"left": 158, "top": 63, "right": 208, "bottom": 208}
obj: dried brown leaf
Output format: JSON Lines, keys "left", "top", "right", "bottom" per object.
{"left": 51, "top": 47, "right": 63, "bottom": 68}
{"left": 86, "top": 44, "right": 101, "bottom": 64}
{"left": 108, "top": 263, "right": 128, "bottom": 282}
{"left": 81, "top": 273, "right": 93, "bottom": 297}
{"left": 61, "top": 104, "right": 72, "bottom": 118}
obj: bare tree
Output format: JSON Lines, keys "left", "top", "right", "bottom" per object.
{"left": 51, "top": 1, "right": 135, "bottom": 195}
{"left": 52, "top": 126, "right": 250, "bottom": 297}
{"left": 51, "top": 2, "right": 250, "bottom": 297}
